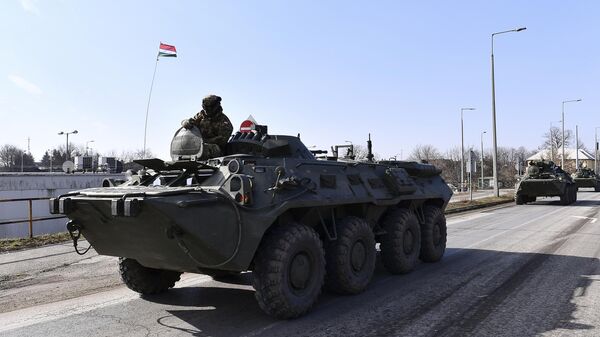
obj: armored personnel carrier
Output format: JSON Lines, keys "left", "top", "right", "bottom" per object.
{"left": 515, "top": 160, "right": 577, "bottom": 205}
{"left": 571, "top": 167, "right": 600, "bottom": 191}
{"left": 50, "top": 121, "right": 452, "bottom": 319}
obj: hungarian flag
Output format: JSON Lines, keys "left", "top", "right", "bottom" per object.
{"left": 158, "top": 42, "right": 177, "bottom": 58}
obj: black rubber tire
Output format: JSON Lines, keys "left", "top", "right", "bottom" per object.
{"left": 253, "top": 223, "right": 325, "bottom": 319}
{"left": 515, "top": 194, "right": 525, "bottom": 205}
{"left": 380, "top": 208, "right": 421, "bottom": 274}
{"left": 573, "top": 186, "right": 578, "bottom": 203}
{"left": 118, "top": 258, "right": 182, "bottom": 295}
{"left": 324, "top": 216, "right": 376, "bottom": 294}
{"left": 595, "top": 183, "right": 600, "bottom": 192}
{"left": 560, "top": 189, "right": 570, "bottom": 205}
{"left": 526, "top": 196, "right": 536, "bottom": 203}
{"left": 420, "top": 206, "right": 447, "bottom": 263}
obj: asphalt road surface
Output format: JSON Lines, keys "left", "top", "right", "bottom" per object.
{"left": 1, "top": 190, "right": 600, "bottom": 337}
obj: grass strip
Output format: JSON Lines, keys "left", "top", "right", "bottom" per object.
{"left": 0, "top": 232, "right": 72, "bottom": 253}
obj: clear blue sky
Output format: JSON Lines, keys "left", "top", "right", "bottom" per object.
{"left": 1, "top": 0, "right": 598, "bottom": 161}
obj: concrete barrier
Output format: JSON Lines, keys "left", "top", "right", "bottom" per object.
{"left": 0, "top": 173, "right": 124, "bottom": 239}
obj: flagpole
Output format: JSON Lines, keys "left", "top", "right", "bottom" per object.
{"left": 143, "top": 53, "right": 160, "bottom": 158}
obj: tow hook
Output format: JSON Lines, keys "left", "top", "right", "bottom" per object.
{"left": 67, "top": 220, "right": 91, "bottom": 255}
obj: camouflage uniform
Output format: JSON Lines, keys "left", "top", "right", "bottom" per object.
{"left": 183, "top": 95, "right": 233, "bottom": 159}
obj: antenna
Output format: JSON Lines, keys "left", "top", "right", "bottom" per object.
{"left": 367, "top": 133, "right": 374, "bottom": 162}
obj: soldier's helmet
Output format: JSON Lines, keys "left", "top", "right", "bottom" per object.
{"left": 202, "top": 95, "right": 222, "bottom": 115}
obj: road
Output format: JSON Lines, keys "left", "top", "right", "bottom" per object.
{"left": 1, "top": 190, "right": 600, "bottom": 336}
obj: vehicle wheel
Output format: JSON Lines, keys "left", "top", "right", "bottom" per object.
{"left": 560, "top": 190, "right": 570, "bottom": 205}
{"left": 420, "top": 206, "right": 448, "bottom": 262}
{"left": 572, "top": 186, "right": 578, "bottom": 203}
{"left": 253, "top": 223, "right": 325, "bottom": 319}
{"left": 118, "top": 258, "right": 181, "bottom": 294}
{"left": 324, "top": 216, "right": 376, "bottom": 294}
{"left": 595, "top": 183, "right": 600, "bottom": 192}
{"left": 379, "top": 208, "right": 421, "bottom": 274}
{"left": 527, "top": 196, "right": 536, "bottom": 203}
{"left": 515, "top": 194, "right": 525, "bottom": 205}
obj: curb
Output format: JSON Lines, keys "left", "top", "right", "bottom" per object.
{"left": 445, "top": 198, "right": 515, "bottom": 214}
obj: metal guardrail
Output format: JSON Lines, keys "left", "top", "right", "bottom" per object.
{"left": 0, "top": 197, "right": 67, "bottom": 238}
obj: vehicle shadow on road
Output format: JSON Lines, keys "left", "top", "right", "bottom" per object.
{"left": 134, "top": 248, "right": 599, "bottom": 337}
{"left": 526, "top": 199, "right": 600, "bottom": 207}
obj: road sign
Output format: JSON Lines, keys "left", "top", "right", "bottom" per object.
{"left": 466, "top": 150, "right": 477, "bottom": 173}
{"left": 240, "top": 115, "right": 257, "bottom": 132}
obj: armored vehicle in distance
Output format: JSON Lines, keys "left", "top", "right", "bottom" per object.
{"left": 515, "top": 160, "right": 577, "bottom": 205}
{"left": 51, "top": 121, "right": 452, "bottom": 319}
{"left": 571, "top": 167, "right": 600, "bottom": 191}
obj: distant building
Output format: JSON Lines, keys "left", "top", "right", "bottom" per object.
{"left": 527, "top": 147, "right": 595, "bottom": 171}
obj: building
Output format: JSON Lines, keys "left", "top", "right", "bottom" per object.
{"left": 527, "top": 147, "right": 595, "bottom": 172}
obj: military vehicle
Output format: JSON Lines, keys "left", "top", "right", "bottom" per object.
{"left": 50, "top": 121, "right": 452, "bottom": 319}
{"left": 571, "top": 167, "right": 600, "bottom": 191}
{"left": 514, "top": 160, "right": 577, "bottom": 205}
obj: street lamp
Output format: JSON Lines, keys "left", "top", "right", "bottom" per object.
{"left": 595, "top": 127, "right": 600, "bottom": 174}
{"left": 480, "top": 131, "right": 487, "bottom": 188}
{"left": 491, "top": 26, "right": 526, "bottom": 197}
{"left": 48, "top": 149, "right": 53, "bottom": 173}
{"left": 58, "top": 130, "right": 78, "bottom": 160}
{"left": 85, "top": 140, "right": 95, "bottom": 155}
{"left": 461, "top": 107, "right": 476, "bottom": 191}
{"left": 561, "top": 99, "right": 582, "bottom": 169}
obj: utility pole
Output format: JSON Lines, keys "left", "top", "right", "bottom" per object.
{"left": 594, "top": 126, "right": 600, "bottom": 174}
{"left": 460, "top": 107, "right": 476, "bottom": 191}
{"left": 490, "top": 27, "right": 526, "bottom": 197}
{"left": 481, "top": 131, "right": 486, "bottom": 188}
{"left": 575, "top": 125, "right": 579, "bottom": 170}
{"left": 561, "top": 99, "right": 582, "bottom": 168}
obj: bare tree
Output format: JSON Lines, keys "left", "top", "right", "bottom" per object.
{"left": 409, "top": 144, "right": 441, "bottom": 162}
{"left": 120, "top": 149, "right": 154, "bottom": 163}
{"left": 0, "top": 144, "right": 36, "bottom": 171}
{"left": 542, "top": 127, "right": 573, "bottom": 151}
{"left": 353, "top": 144, "right": 380, "bottom": 161}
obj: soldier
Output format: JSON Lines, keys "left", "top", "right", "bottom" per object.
{"left": 183, "top": 95, "right": 233, "bottom": 159}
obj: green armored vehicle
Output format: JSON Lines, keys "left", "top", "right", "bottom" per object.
{"left": 50, "top": 121, "right": 452, "bottom": 319}
{"left": 515, "top": 160, "right": 577, "bottom": 205}
{"left": 571, "top": 167, "right": 600, "bottom": 191}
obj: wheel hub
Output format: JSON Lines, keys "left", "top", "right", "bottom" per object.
{"left": 350, "top": 241, "right": 366, "bottom": 272}
{"left": 289, "top": 253, "right": 311, "bottom": 290}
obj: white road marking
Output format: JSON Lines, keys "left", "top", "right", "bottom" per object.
{"left": 571, "top": 216, "right": 597, "bottom": 223}
{"left": 447, "top": 212, "right": 495, "bottom": 225}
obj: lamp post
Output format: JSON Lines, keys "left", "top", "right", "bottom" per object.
{"left": 595, "top": 127, "right": 600, "bottom": 173}
{"left": 85, "top": 140, "right": 95, "bottom": 156}
{"left": 491, "top": 27, "right": 526, "bottom": 197}
{"left": 58, "top": 130, "right": 78, "bottom": 160}
{"left": 461, "top": 107, "right": 476, "bottom": 191}
{"left": 48, "top": 149, "right": 53, "bottom": 173}
{"left": 480, "top": 131, "right": 487, "bottom": 188}
{"left": 561, "top": 99, "right": 581, "bottom": 169}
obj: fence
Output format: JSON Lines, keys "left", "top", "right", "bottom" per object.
{"left": 0, "top": 197, "right": 66, "bottom": 239}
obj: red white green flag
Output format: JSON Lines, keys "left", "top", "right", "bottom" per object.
{"left": 158, "top": 42, "right": 177, "bottom": 58}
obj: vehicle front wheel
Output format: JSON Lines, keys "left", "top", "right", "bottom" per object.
{"left": 253, "top": 223, "right": 325, "bottom": 319}
{"left": 420, "top": 206, "right": 447, "bottom": 263}
{"left": 118, "top": 258, "right": 182, "bottom": 295}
